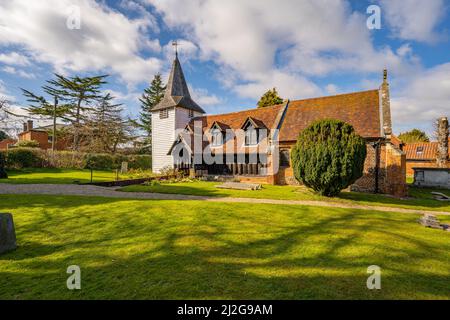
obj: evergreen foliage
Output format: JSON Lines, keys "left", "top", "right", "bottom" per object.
{"left": 139, "top": 73, "right": 166, "bottom": 137}
{"left": 291, "top": 119, "right": 367, "bottom": 197}
{"left": 398, "top": 129, "right": 430, "bottom": 143}
{"left": 257, "top": 88, "right": 283, "bottom": 108}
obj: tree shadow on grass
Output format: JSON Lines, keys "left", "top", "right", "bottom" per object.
{"left": 1, "top": 204, "right": 449, "bottom": 299}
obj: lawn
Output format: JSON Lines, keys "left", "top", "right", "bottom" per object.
{"left": 121, "top": 181, "right": 450, "bottom": 213}
{"left": 0, "top": 194, "right": 449, "bottom": 299}
{"left": 1, "top": 168, "right": 152, "bottom": 184}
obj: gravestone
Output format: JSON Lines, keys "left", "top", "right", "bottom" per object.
{"left": 0, "top": 213, "right": 17, "bottom": 254}
{"left": 120, "top": 161, "right": 128, "bottom": 174}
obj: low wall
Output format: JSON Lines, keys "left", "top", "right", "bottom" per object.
{"left": 413, "top": 168, "right": 450, "bottom": 189}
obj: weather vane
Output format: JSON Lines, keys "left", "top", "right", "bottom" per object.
{"left": 172, "top": 40, "right": 179, "bottom": 57}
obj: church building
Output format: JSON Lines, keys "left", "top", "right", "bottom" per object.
{"left": 152, "top": 54, "right": 407, "bottom": 197}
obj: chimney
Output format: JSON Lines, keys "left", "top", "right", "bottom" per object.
{"left": 380, "top": 69, "right": 392, "bottom": 138}
{"left": 436, "top": 117, "right": 449, "bottom": 168}
{"left": 23, "top": 123, "right": 27, "bottom": 132}
{"left": 27, "top": 120, "right": 33, "bottom": 131}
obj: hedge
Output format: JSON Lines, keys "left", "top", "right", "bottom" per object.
{"left": 3, "top": 148, "right": 152, "bottom": 171}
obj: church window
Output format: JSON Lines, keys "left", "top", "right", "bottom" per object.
{"left": 188, "top": 110, "right": 194, "bottom": 118}
{"left": 280, "top": 150, "right": 290, "bottom": 167}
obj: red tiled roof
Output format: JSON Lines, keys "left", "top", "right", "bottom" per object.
{"left": 279, "top": 90, "right": 382, "bottom": 141}
{"left": 404, "top": 139, "right": 450, "bottom": 160}
{"left": 188, "top": 103, "right": 285, "bottom": 132}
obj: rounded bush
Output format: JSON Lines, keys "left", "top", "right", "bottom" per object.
{"left": 6, "top": 148, "right": 43, "bottom": 169}
{"left": 291, "top": 119, "right": 367, "bottom": 197}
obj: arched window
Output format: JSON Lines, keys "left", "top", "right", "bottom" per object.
{"left": 280, "top": 149, "right": 290, "bottom": 167}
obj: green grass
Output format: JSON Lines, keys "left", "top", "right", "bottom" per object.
{"left": 121, "top": 181, "right": 450, "bottom": 213}
{"left": 0, "top": 168, "right": 152, "bottom": 184}
{"left": 0, "top": 194, "right": 449, "bottom": 300}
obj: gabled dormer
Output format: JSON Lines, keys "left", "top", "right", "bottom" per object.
{"left": 209, "top": 121, "right": 230, "bottom": 147}
{"left": 241, "top": 117, "right": 266, "bottom": 146}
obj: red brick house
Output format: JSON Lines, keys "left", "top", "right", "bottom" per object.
{"left": 403, "top": 139, "right": 450, "bottom": 176}
{"left": 0, "top": 138, "right": 16, "bottom": 151}
{"left": 0, "top": 120, "right": 71, "bottom": 151}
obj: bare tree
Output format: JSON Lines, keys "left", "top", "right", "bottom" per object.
{"left": 0, "top": 98, "right": 25, "bottom": 136}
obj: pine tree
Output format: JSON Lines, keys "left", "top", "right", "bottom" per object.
{"left": 139, "top": 73, "right": 166, "bottom": 137}
{"left": 21, "top": 78, "right": 71, "bottom": 150}
{"left": 257, "top": 88, "right": 284, "bottom": 108}
{"left": 45, "top": 74, "right": 108, "bottom": 151}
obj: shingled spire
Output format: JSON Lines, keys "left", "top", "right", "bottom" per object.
{"left": 152, "top": 55, "right": 205, "bottom": 113}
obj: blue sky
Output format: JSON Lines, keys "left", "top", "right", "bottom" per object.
{"left": 0, "top": 0, "right": 449, "bottom": 136}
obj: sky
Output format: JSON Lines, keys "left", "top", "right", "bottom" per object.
{"left": 0, "top": 0, "right": 449, "bottom": 137}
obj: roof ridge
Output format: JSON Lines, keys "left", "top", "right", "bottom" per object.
{"left": 290, "top": 89, "right": 379, "bottom": 103}
{"left": 194, "top": 103, "right": 285, "bottom": 119}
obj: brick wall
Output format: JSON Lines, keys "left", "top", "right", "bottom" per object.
{"left": 275, "top": 141, "right": 407, "bottom": 198}
{"left": 406, "top": 160, "right": 450, "bottom": 176}
{"left": 0, "top": 139, "right": 17, "bottom": 151}
{"left": 18, "top": 131, "right": 51, "bottom": 149}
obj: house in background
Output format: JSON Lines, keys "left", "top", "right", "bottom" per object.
{"left": 403, "top": 117, "right": 450, "bottom": 176}
{"left": 0, "top": 120, "right": 71, "bottom": 151}
{"left": 152, "top": 53, "right": 407, "bottom": 197}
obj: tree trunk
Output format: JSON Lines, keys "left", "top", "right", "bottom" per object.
{"left": 52, "top": 96, "right": 58, "bottom": 151}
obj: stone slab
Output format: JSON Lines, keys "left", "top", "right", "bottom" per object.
{"left": 216, "top": 182, "right": 262, "bottom": 191}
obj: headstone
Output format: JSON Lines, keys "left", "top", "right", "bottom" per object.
{"left": 0, "top": 213, "right": 17, "bottom": 254}
{"left": 120, "top": 161, "right": 128, "bottom": 174}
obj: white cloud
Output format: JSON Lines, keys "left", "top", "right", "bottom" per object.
{"left": 190, "top": 87, "right": 222, "bottom": 107}
{"left": 391, "top": 62, "right": 450, "bottom": 135}
{"left": 0, "top": 52, "right": 31, "bottom": 66}
{"left": 0, "top": 0, "right": 162, "bottom": 85}
{"left": 325, "top": 84, "right": 339, "bottom": 95}
{"left": 2, "top": 66, "right": 36, "bottom": 79}
{"left": 148, "top": 0, "right": 421, "bottom": 100}
{"left": 380, "top": 0, "right": 447, "bottom": 43}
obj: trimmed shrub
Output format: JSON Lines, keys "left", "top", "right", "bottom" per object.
{"left": 16, "top": 140, "right": 40, "bottom": 148}
{"left": 0, "top": 151, "right": 7, "bottom": 178}
{"left": 291, "top": 119, "right": 367, "bottom": 197}
{"left": 127, "top": 155, "right": 152, "bottom": 170}
{"left": 47, "top": 151, "right": 87, "bottom": 169}
{"left": 6, "top": 148, "right": 44, "bottom": 169}
{"left": 85, "top": 153, "right": 116, "bottom": 170}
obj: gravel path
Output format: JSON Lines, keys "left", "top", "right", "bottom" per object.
{"left": 1, "top": 183, "right": 449, "bottom": 216}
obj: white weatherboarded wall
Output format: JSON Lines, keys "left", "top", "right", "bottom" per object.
{"left": 152, "top": 107, "right": 203, "bottom": 173}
